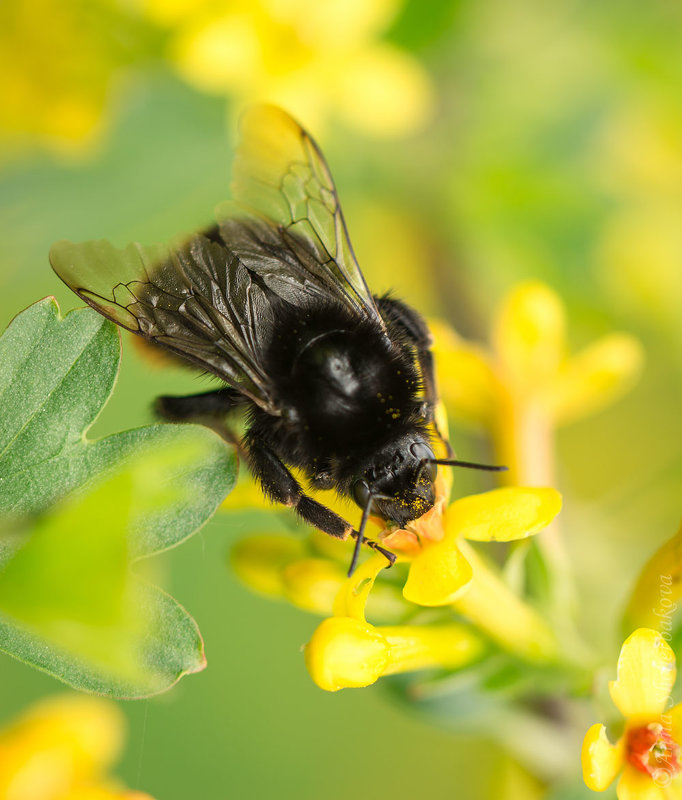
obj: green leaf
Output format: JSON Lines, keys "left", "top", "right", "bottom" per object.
{"left": 0, "top": 456, "right": 207, "bottom": 697}
{"left": 0, "top": 298, "right": 237, "bottom": 696}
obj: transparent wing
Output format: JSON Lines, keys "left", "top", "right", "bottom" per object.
{"left": 49, "top": 234, "right": 279, "bottom": 414}
{"left": 223, "top": 104, "right": 384, "bottom": 327}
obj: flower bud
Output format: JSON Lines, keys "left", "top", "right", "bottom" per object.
{"left": 230, "top": 535, "right": 304, "bottom": 597}
{"left": 305, "top": 616, "right": 484, "bottom": 692}
{"left": 282, "top": 558, "right": 346, "bottom": 615}
{"left": 305, "top": 617, "right": 389, "bottom": 691}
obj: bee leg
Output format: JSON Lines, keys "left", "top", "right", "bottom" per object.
{"left": 155, "top": 387, "right": 245, "bottom": 421}
{"left": 351, "top": 535, "right": 396, "bottom": 567}
{"left": 245, "top": 432, "right": 353, "bottom": 540}
{"left": 376, "top": 296, "right": 451, "bottom": 452}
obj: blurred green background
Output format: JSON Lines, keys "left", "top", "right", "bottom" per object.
{"left": 1, "top": 0, "right": 681, "bottom": 797}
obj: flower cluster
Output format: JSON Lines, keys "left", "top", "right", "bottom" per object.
{"left": 0, "top": 694, "right": 154, "bottom": 799}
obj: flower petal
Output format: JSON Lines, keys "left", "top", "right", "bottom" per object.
{"left": 402, "top": 537, "right": 473, "bottom": 607}
{"left": 492, "top": 282, "right": 565, "bottom": 390}
{"left": 405, "top": 502, "right": 446, "bottom": 544}
{"left": 333, "top": 553, "right": 388, "bottom": 621}
{"left": 381, "top": 527, "right": 422, "bottom": 556}
{"left": 609, "top": 629, "right": 676, "bottom": 719}
{"left": 0, "top": 695, "right": 125, "bottom": 798}
{"left": 173, "top": 13, "right": 262, "bottom": 93}
{"left": 429, "top": 320, "right": 498, "bottom": 427}
{"left": 663, "top": 775, "right": 682, "bottom": 799}
{"left": 304, "top": 617, "right": 389, "bottom": 691}
{"left": 447, "top": 487, "right": 562, "bottom": 542}
{"left": 582, "top": 723, "right": 624, "bottom": 791}
{"left": 334, "top": 43, "right": 434, "bottom": 138}
{"left": 546, "top": 333, "right": 644, "bottom": 425}
{"left": 221, "top": 471, "right": 272, "bottom": 512}
{"left": 617, "top": 764, "right": 667, "bottom": 800}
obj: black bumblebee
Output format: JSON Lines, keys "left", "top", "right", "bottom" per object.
{"left": 50, "top": 105, "right": 502, "bottom": 573}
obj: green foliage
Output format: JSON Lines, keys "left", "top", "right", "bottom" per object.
{"left": 0, "top": 298, "right": 237, "bottom": 697}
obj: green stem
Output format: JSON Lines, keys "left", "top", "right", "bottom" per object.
{"left": 453, "top": 540, "right": 558, "bottom": 662}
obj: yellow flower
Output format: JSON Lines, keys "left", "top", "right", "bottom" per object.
{"left": 304, "top": 555, "right": 484, "bottom": 691}
{"left": 432, "top": 282, "right": 644, "bottom": 483}
{"left": 432, "top": 280, "right": 643, "bottom": 627}
{"left": 0, "top": 1, "right": 139, "bottom": 158}
{"left": 0, "top": 694, "right": 154, "bottom": 799}
{"left": 595, "top": 100, "right": 682, "bottom": 340}
{"left": 582, "top": 629, "right": 682, "bottom": 798}
{"left": 144, "top": 0, "right": 434, "bottom": 138}
{"left": 373, "top": 482, "right": 561, "bottom": 662}
{"left": 395, "top": 485, "right": 562, "bottom": 608}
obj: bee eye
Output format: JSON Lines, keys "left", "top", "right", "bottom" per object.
{"left": 352, "top": 479, "right": 371, "bottom": 509}
{"left": 410, "top": 442, "right": 437, "bottom": 481}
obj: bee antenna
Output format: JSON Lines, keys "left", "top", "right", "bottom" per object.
{"left": 348, "top": 494, "right": 374, "bottom": 577}
{"left": 429, "top": 458, "right": 508, "bottom": 473}
{"left": 348, "top": 492, "right": 394, "bottom": 577}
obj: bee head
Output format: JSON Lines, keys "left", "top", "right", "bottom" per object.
{"left": 351, "top": 434, "right": 437, "bottom": 528}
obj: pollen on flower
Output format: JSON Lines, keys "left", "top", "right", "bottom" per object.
{"left": 626, "top": 722, "right": 682, "bottom": 782}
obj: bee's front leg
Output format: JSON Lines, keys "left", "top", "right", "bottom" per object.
{"left": 244, "top": 431, "right": 353, "bottom": 540}
{"left": 155, "top": 387, "right": 245, "bottom": 421}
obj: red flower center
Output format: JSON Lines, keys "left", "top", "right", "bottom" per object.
{"left": 627, "top": 723, "right": 682, "bottom": 783}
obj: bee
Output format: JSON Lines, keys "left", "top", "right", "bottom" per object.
{"left": 50, "top": 105, "right": 503, "bottom": 574}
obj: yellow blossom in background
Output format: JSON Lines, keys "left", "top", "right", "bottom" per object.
{"left": 430, "top": 281, "right": 644, "bottom": 632}
{"left": 143, "top": 0, "right": 434, "bottom": 138}
{"left": 0, "top": 695, "right": 154, "bottom": 800}
{"left": 230, "top": 533, "right": 407, "bottom": 621}
{"left": 0, "top": 0, "right": 435, "bottom": 158}
{"left": 595, "top": 101, "right": 682, "bottom": 343}
{"left": 582, "top": 629, "right": 682, "bottom": 799}
{"left": 432, "top": 281, "right": 644, "bottom": 485}
{"left": 0, "top": 0, "right": 142, "bottom": 158}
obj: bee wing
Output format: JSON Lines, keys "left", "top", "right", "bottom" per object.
{"left": 49, "top": 233, "right": 280, "bottom": 414}
{"left": 223, "top": 104, "right": 385, "bottom": 327}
